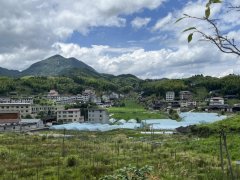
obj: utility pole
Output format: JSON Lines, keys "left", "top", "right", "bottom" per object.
{"left": 219, "top": 130, "right": 224, "bottom": 173}
{"left": 62, "top": 128, "right": 66, "bottom": 157}
{"left": 222, "top": 130, "right": 234, "bottom": 180}
{"left": 220, "top": 129, "right": 234, "bottom": 180}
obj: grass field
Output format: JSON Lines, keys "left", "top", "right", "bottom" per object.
{"left": 0, "top": 127, "right": 240, "bottom": 179}
{"left": 108, "top": 99, "right": 168, "bottom": 120}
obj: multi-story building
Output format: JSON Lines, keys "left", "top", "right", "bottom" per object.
{"left": 88, "top": 109, "right": 109, "bottom": 124}
{"left": 209, "top": 97, "right": 224, "bottom": 106}
{"left": 0, "top": 97, "right": 33, "bottom": 104}
{"left": 32, "top": 105, "right": 64, "bottom": 116}
{"left": 109, "top": 92, "right": 119, "bottom": 100}
{"left": 57, "top": 109, "right": 84, "bottom": 123}
{"left": 0, "top": 103, "right": 32, "bottom": 117}
{"left": 166, "top": 91, "right": 175, "bottom": 102}
{"left": 179, "top": 91, "right": 192, "bottom": 100}
{"left": 180, "top": 101, "right": 197, "bottom": 108}
{"left": 47, "top": 90, "right": 61, "bottom": 101}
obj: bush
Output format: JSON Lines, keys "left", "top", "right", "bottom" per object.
{"left": 0, "top": 148, "right": 9, "bottom": 160}
{"left": 67, "top": 156, "right": 77, "bottom": 167}
{"left": 41, "top": 135, "right": 47, "bottom": 141}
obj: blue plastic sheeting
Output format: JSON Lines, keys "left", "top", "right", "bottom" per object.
{"left": 50, "top": 112, "right": 227, "bottom": 131}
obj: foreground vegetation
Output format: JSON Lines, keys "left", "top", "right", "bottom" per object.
{"left": 108, "top": 99, "right": 168, "bottom": 120}
{"left": 1, "top": 121, "right": 240, "bottom": 179}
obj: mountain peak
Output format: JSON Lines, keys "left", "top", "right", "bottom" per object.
{"left": 21, "top": 55, "right": 97, "bottom": 76}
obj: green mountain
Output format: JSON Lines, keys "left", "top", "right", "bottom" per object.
{"left": 0, "top": 67, "right": 20, "bottom": 77}
{"left": 21, "top": 55, "right": 97, "bottom": 76}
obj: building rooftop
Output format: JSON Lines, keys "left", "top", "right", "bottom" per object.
{"left": 0, "top": 103, "right": 31, "bottom": 105}
{"left": 57, "top": 109, "right": 80, "bottom": 112}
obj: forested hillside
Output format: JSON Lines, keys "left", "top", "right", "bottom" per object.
{"left": 0, "top": 74, "right": 240, "bottom": 98}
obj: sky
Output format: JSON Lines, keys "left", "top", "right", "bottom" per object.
{"left": 0, "top": 0, "right": 240, "bottom": 79}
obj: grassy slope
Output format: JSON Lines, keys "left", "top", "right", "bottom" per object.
{"left": 0, "top": 130, "right": 233, "bottom": 179}
{"left": 199, "top": 114, "right": 240, "bottom": 131}
{"left": 107, "top": 99, "right": 168, "bottom": 120}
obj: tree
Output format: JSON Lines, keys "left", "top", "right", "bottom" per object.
{"left": 177, "top": 0, "right": 240, "bottom": 56}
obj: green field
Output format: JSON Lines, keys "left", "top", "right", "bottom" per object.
{"left": 108, "top": 99, "right": 168, "bottom": 120}
{"left": 1, "top": 115, "right": 240, "bottom": 179}
{"left": 0, "top": 127, "right": 240, "bottom": 179}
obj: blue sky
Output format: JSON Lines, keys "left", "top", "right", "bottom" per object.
{"left": 0, "top": 0, "right": 239, "bottom": 79}
{"left": 66, "top": 0, "right": 187, "bottom": 50}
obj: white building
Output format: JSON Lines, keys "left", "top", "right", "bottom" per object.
{"left": 179, "top": 91, "right": 192, "bottom": 100}
{"left": 32, "top": 105, "right": 64, "bottom": 116}
{"left": 209, "top": 97, "right": 224, "bottom": 106}
{"left": 88, "top": 109, "right": 109, "bottom": 124}
{"left": 0, "top": 103, "right": 32, "bottom": 117}
{"left": 83, "top": 89, "right": 95, "bottom": 96}
{"left": 109, "top": 92, "right": 119, "bottom": 100}
{"left": 180, "top": 101, "right": 197, "bottom": 108}
{"left": 20, "top": 119, "right": 44, "bottom": 129}
{"left": 47, "top": 90, "right": 61, "bottom": 101}
{"left": 166, "top": 91, "right": 175, "bottom": 102}
{"left": 57, "top": 109, "right": 84, "bottom": 123}
{"left": 0, "top": 97, "right": 33, "bottom": 104}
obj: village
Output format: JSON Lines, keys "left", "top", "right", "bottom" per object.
{"left": 0, "top": 87, "right": 240, "bottom": 132}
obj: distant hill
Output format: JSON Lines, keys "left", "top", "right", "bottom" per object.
{"left": 0, "top": 55, "right": 142, "bottom": 95}
{"left": 0, "top": 67, "right": 20, "bottom": 77}
{"left": 21, "top": 55, "right": 97, "bottom": 76}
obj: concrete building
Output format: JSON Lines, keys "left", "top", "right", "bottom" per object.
{"left": 0, "top": 103, "right": 32, "bottom": 117}
{"left": 180, "top": 101, "right": 197, "bottom": 108}
{"left": 57, "top": 109, "right": 84, "bottom": 123}
{"left": 88, "top": 109, "right": 109, "bottom": 124}
{"left": 0, "top": 97, "right": 33, "bottom": 104}
{"left": 0, "top": 112, "right": 43, "bottom": 132}
{"left": 209, "top": 97, "right": 224, "bottom": 106}
{"left": 109, "top": 92, "right": 119, "bottom": 100}
{"left": 47, "top": 90, "right": 61, "bottom": 101}
{"left": 21, "top": 119, "right": 44, "bottom": 129}
{"left": 166, "top": 91, "right": 175, "bottom": 102}
{"left": 179, "top": 91, "right": 192, "bottom": 100}
{"left": 32, "top": 105, "right": 64, "bottom": 116}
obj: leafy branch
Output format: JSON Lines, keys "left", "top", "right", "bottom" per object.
{"left": 176, "top": 0, "right": 240, "bottom": 56}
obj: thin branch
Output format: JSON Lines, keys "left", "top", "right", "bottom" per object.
{"left": 183, "top": 14, "right": 240, "bottom": 56}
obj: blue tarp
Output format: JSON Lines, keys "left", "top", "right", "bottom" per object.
{"left": 50, "top": 112, "right": 227, "bottom": 131}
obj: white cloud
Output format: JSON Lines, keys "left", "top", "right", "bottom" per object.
{"left": 52, "top": 42, "right": 240, "bottom": 79}
{"left": 0, "top": 0, "right": 166, "bottom": 72}
{"left": 131, "top": 17, "right": 151, "bottom": 29}
{"left": 152, "top": 13, "right": 173, "bottom": 31}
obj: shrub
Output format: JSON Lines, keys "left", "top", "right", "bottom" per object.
{"left": 67, "top": 156, "right": 78, "bottom": 167}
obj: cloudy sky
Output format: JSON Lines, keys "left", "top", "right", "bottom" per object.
{"left": 0, "top": 0, "right": 240, "bottom": 79}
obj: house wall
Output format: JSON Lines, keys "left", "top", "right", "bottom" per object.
{"left": 166, "top": 91, "right": 175, "bottom": 102}
{"left": 88, "top": 109, "right": 109, "bottom": 124}
{"left": 57, "top": 109, "right": 84, "bottom": 123}
{"left": 0, "top": 103, "right": 32, "bottom": 117}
